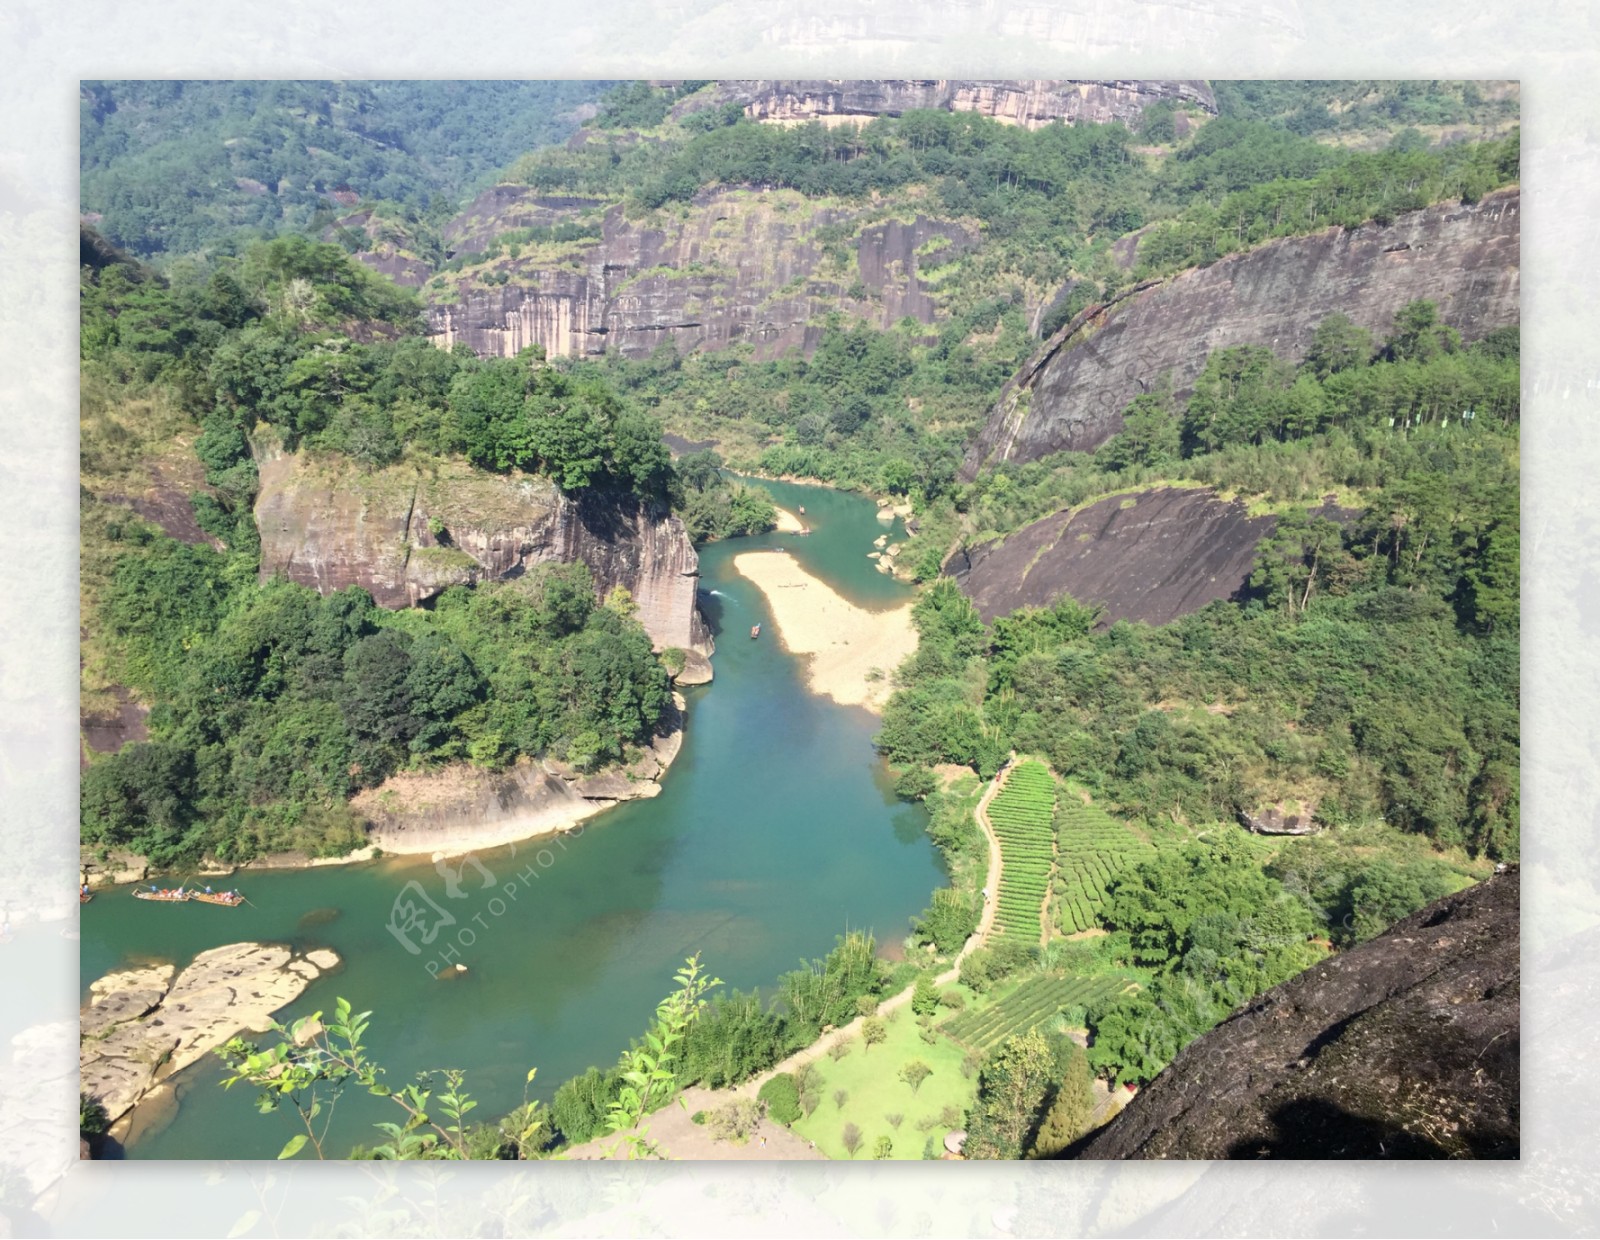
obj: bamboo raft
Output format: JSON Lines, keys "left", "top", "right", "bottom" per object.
{"left": 192, "top": 891, "right": 244, "bottom": 907}
{"left": 133, "top": 887, "right": 192, "bottom": 903}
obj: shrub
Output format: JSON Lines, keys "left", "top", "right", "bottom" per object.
{"left": 842, "top": 1122, "right": 863, "bottom": 1157}
{"left": 708, "top": 1097, "right": 763, "bottom": 1144}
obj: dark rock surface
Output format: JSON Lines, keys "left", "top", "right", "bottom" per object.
{"left": 670, "top": 79, "right": 1216, "bottom": 129}
{"left": 963, "top": 188, "right": 1521, "bottom": 474}
{"left": 425, "top": 187, "right": 974, "bottom": 360}
{"left": 1068, "top": 868, "right": 1519, "bottom": 1159}
{"left": 948, "top": 486, "right": 1276, "bottom": 625}
{"left": 253, "top": 447, "right": 711, "bottom": 654}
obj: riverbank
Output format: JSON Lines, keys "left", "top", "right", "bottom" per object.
{"left": 84, "top": 693, "right": 692, "bottom": 882}
{"left": 730, "top": 549, "right": 916, "bottom": 713}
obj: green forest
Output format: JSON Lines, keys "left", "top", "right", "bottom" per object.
{"left": 79, "top": 78, "right": 1518, "bottom": 1161}
{"left": 80, "top": 80, "right": 616, "bottom": 258}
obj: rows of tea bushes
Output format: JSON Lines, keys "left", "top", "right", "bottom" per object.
{"left": 940, "top": 973, "right": 1136, "bottom": 1052}
{"left": 1053, "top": 794, "right": 1158, "bottom": 934}
{"left": 986, "top": 760, "right": 1058, "bottom": 946}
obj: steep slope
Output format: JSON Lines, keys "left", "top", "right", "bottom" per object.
{"left": 963, "top": 187, "right": 1520, "bottom": 474}
{"left": 426, "top": 187, "right": 973, "bottom": 359}
{"left": 253, "top": 447, "right": 712, "bottom": 670}
{"left": 669, "top": 79, "right": 1216, "bottom": 130}
{"left": 948, "top": 486, "right": 1277, "bottom": 625}
{"left": 1068, "top": 868, "right": 1519, "bottom": 1159}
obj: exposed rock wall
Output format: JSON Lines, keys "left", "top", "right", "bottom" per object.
{"left": 1068, "top": 869, "right": 1519, "bottom": 1159}
{"left": 948, "top": 486, "right": 1276, "bottom": 625}
{"left": 963, "top": 188, "right": 1521, "bottom": 474}
{"left": 671, "top": 79, "right": 1216, "bottom": 130}
{"left": 253, "top": 448, "right": 710, "bottom": 654}
{"left": 426, "top": 188, "right": 974, "bottom": 360}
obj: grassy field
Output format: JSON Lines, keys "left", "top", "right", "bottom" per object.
{"left": 789, "top": 1006, "right": 978, "bottom": 1160}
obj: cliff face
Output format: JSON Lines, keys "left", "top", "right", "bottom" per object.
{"left": 426, "top": 188, "right": 973, "bottom": 360}
{"left": 1069, "top": 869, "right": 1519, "bottom": 1159}
{"left": 670, "top": 79, "right": 1216, "bottom": 130}
{"left": 963, "top": 188, "right": 1521, "bottom": 474}
{"left": 253, "top": 448, "right": 711, "bottom": 658}
{"left": 949, "top": 485, "right": 1277, "bottom": 625}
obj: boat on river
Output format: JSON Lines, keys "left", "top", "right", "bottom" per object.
{"left": 751, "top": 624, "right": 761, "bottom": 639}
{"left": 133, "top": 886, "right": 192, "bottom": 903}
{"left": 192, "top": 890, "right": 244, "bottom": 907}
{"left": 79, "top": 887, "right": 93, "bottom": 905}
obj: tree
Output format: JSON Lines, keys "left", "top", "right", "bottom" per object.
{"left": 1028, "top": 1042, "right": 1096, "bottom": 1157}
{"left": 1303, "top": 312, "right": 1372, "bottom": 379}
{"left": 862, "top": 1017, "right": 887, "bottom": 1053}
{"left": 962, "top": 1028, "right": 1056, "bottom": 1160}
{"left": 873, "top": 1134, "right": 894, "bottom": 1159}
{"left": 911, "top": 974, "right": 940, "bottom": 1016}
{"left": 842, "top": 1122, "right": 864, "bottom": 1157}
{"left": 757, "top": 1073, "right": 802, "bottom": 1126}
{"left": 900, "top": 1060, "right": 933, "bottom": 1095}
{"left": 1098, "top": 382, "right": 1179, "bottom": 471}
{"left": 1385, "top": 299, "right": 1461, "bottom": 363}
{"left": 834, "top": 1089, "right": 849, "bottom": 1110}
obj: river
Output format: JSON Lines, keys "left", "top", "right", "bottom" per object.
{"left": 80, "top": 478, "right": 944, "bottom": 1159}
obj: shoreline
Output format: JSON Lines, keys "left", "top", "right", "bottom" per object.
{"left": 87, "top": 693, "right": 693, "bottom": 882}
{"left": 730, "top": 549, "right": 917, "bottom": 713}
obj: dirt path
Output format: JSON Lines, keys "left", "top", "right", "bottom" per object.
{"left": 967, "top": 756, "right": 1011, "bottom": 957}
{"left": 730, "top": 761, "right": 1012, "bottom": 1100}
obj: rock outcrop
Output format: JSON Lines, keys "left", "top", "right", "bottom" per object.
{"left": 80, "top": 943, "right": 340, "bottom": 1133}
{"left": 426, "top": 187, "right": 974, "bottom": 361}
{"left": 253, "top": 447, "right": 712, "bottom": 656}
{"left": 948, "top": 485, "right": 1278, "bottom": 626}
{"left": 1068, "top": 869, "right": 1519, "bottom": 1159}
{"left": 669, "top": 79, "right": 1216, "bottom": 130}
{"left": 962, "top": 188, "right": 1521, "bottom": 473}
{"left": 351, "top": 693, "right": 688, "bottom": 855}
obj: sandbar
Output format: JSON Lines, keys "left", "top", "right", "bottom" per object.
{"left": 731, "top": 549, "right": 916, "bottom": 713}
{"left": 772, "top": 506, "right": 806, "bottom": 533}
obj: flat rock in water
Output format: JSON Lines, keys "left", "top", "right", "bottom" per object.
{"left": 80, "top": 942, "right": 339, "bottom": 1127}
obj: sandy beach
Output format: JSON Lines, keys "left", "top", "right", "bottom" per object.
{"left": 772, "top": 505, "right": 807, "bottom": 533}
{"left": 731, "top": 549, "right": 917, "bottom": 712}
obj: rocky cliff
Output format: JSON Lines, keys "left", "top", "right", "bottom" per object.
{"left": 962, "top": 188, "right": 1521, "bottom": 474}
{"left": 949, "top": 485, "right": 1277, "bottom": 625}
{"left": 1068, "top": 868, "right": 1519, "bottom": 1159}
{"left": 426, "top": 187, "right": 973, "bottom": 360}
{"left": 253, "top": 447, "right": 712, "bottom": 666}
{"left": 669, "top": 79, "right": 1216, "bottom": 130}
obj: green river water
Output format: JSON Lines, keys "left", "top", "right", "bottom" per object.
{"left": 80, "top": 478, "right": 944, "bottom": 1159}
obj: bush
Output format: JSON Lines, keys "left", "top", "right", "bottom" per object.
{"left": 707, "top": 1097, "right": 763, "bottom": 1144}
{"left": 757, "top": 1073, "right": 802, "bottom": 1126}
{"left": 911, "top": 973, "right": 940, "bottom": 1016}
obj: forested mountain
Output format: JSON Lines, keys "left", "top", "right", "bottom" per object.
{"left": 80, "top": 80, "right": 616, "bottom": 258}
{"left": 79, "top": 80, "right": 1519, "bottom": 1160}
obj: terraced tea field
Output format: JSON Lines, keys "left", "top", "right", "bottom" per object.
{"left": 940, "top": 973, "right": 1138, "bottom": 1052}
{"left": 986, "top": 761, "right": 1057, "bottom": 945}
{"left": 1053, "top": 794, "right": 1157, "bottom": 934}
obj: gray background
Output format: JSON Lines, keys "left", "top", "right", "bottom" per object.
{"left": 0, "top": 1, "right": 1590, "bottom": 1234}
